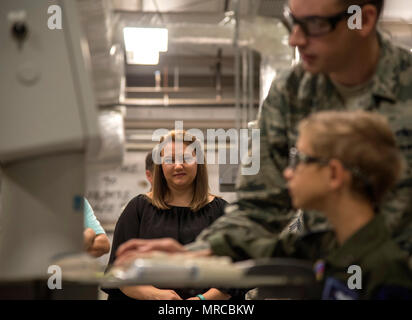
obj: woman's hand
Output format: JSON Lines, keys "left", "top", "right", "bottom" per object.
{"left": 121, "top": 285, "right": 183, "bottom": 300}
{"left": 83, "top": 228, "right": 96, "bottom": 251}
{"left": 83, "top": 228, "right": 111, "bottom": 258}
{"left": 87, "top": 234, "right": 111, "bottom": 257}
{"left": 186, "top": 288, "right": 231, "bottom": 300}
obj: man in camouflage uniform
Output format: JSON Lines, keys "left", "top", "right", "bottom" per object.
{"left": 186, "top": 0, "right": 412, "bottom": 262}
{"left": 115, "top": 0, "right": 412, "bottom": 265}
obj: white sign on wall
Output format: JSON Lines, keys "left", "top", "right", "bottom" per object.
{"left": 383, "top": 0, "right": 412, "bottom": 20}
{"left": 86, "top": 151, "right": 151, "bottom": 226}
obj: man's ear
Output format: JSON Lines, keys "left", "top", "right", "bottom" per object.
{"left": 359, "top": 4, "right": 379, "bottom": 37}
{"left": 145, "top": 170, "right": 153, "bottom": 185}
{"left": 328, "top": 159, "right": 348, "bottom": 190}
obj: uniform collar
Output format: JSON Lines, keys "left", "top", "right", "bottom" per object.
{"left": 324, "top": 214, "right": 390, "bottom": 268}
{"left": 367, "top": 32, "right": 399, "bottom": 103}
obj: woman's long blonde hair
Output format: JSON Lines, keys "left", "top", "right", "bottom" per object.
{"left": 150, "top": 130, "right": 211, "bottom": 212}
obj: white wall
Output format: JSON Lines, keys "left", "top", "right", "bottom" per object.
{"left": 383, "top": 0, "right": 412, "bottom": 20}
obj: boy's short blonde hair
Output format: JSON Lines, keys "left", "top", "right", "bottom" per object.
{"left": 298, "top": 110, "right": 403, "bottom": 204}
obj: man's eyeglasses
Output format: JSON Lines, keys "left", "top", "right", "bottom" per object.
{"left": 288, "top": 147, "right": 328, "bottom": 170}
{"left": 283, "top": 1, "right": 380, "bottom": 37}
{"left": 282, "top": 6, "right": 351, "bottom": 37}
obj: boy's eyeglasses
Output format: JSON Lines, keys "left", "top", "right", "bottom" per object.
{"left": 288, "top": 147, "right": 329, "bottom": 170}
{"left": 288, "top": 147, "right": 376, "bottom": 202}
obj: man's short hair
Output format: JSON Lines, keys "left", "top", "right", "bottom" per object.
{"left": 339, "top": 0, "right": 384, "bottom": 17}
{"left": 145, "top": 151, "right": 154, "bottom": 173}
{"left": 298, "top": 110, "right": 403, "bottom": 204}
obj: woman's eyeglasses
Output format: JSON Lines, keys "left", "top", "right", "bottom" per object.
{"left": 163, "top": 154, "right": 197, "bottom": 165}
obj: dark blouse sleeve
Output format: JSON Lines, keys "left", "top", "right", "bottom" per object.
{"left": 107, "top": 195, "right": 142, "bottom": 267}
{"left": 103, "top": 196, "right": 144, "bottom": 299}
{"left": 213, "top": 197, "right": 228, "bottom": 217}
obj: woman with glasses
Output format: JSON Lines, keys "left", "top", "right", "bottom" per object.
{"left": 103, "top": 130, "right": 244, "bottom": 300}
{"left": 283, "top": 110, "right": 412, "bottom": 299}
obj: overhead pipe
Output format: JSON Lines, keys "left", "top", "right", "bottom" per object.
{"left": 233, "top": 0, "right": 241, "bottom": 131}
{"left": 215, "top": 48, "right": 222, "bottom": 101}
{"left": 163, "top": 66, "right": 169, "bottom": 106}
{"left": 242, "top": 47, "right": 248, "bottom": 129}
{"left": 173, "top": 66, "right": 179, "bottom": 91}
{"left": 248, "top": 48, "right": 254, "bottom": 123}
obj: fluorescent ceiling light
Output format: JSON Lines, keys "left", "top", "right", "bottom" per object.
{"left": 123, "top": 27, "right": 168, "bottom": 65}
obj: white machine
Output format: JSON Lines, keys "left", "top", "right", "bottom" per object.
{"left": 0, "top": 1, "right": 318, "bottom": 299}
{"left": 0, "top": 0, "right": 101, "bottom": 280}
{"left": 101, "top": 254, "right": 316, "bottom": 290}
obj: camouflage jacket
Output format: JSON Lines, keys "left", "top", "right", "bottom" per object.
{"left": 190, "top": 34, "right": 412, "bottom": 262}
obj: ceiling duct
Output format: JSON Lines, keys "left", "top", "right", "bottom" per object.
{"left": 77, "top": 0, "right": 126, "bottom": 106}
{"left": 114, "top": 11, "right": 291, "bottom": 58}
{"left": 257, "top": 0, "right": 286, "bottom": 19}
{"left": 112, "top": 0, "right": 143, "bottom": 12}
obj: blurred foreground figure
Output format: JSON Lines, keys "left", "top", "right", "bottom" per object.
{"left": 83, "top": 198, "right": 110, "bottom": 258}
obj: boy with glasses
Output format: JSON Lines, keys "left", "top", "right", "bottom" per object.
{"left": 282, "top": 110, "right": 412, "bottom": 299}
